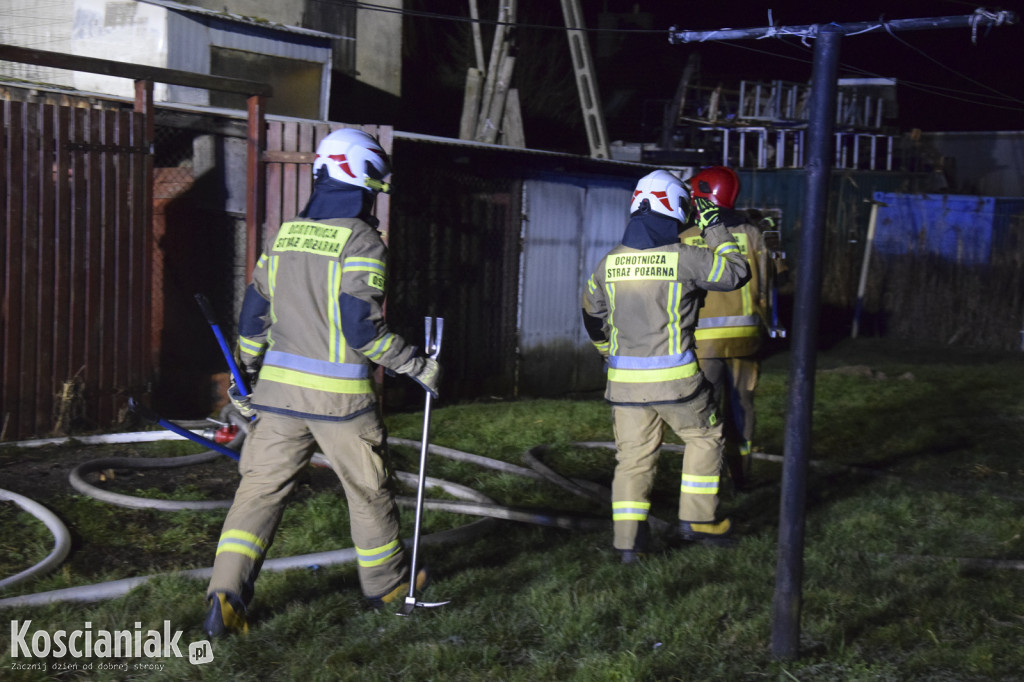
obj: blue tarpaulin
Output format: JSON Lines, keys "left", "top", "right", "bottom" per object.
{"left": 873, "top": 192, "right": 1024, "bottom": 264}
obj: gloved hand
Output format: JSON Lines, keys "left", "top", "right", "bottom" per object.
{"left": 694, "top": 197, "right": 744, "bottom": 233}
{"left": 395, "top": 356, "right": 441, "bottom": 399}
{"left": 227, "top": 378, "right": 258, "bottom": 420}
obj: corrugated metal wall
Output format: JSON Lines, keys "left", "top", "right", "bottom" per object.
{"left": 517, "top": 175, "right": 635, "bottom": 395}
{"left": 163, "top": 7, "right": 333, "bottom": 117}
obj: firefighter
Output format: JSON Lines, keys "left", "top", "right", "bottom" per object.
{"left": 204, "top": 128, "right": 440, "bottom": 637}
{"left": 581, "top": 170, "right": 750, "bottom": 562}
{"left": 679, "top": 167, "right": 781, "bottom": 489}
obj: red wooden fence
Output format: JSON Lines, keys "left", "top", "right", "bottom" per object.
{"left": 1, "top": 100, "right": 152, "bottom": 439}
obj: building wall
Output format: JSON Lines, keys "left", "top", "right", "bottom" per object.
{"left": 0, "top": 0, "right": 76, "bottom": 87}
{"left": 921, "top": 131, "right": 1024, "bottom": 198}
{"left": 355, "top": 0, "right": 401, "bottom": 98}
{"left": 72, "top": 0, "right": 172, "bottom": 100}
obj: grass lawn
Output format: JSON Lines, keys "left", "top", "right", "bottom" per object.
{"left": 1, "top": 338, "right": 1022, "bottom": 681}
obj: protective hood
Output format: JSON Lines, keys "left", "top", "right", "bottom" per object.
{"left": 621, "top": 211, "right": 681, "bottom": 249}
{"left": 299, "top": 171, "right": 376, "bottom": 224}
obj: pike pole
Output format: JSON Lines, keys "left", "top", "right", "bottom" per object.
{"left": 397, "top": 316, "right": 449, "bottom": 615}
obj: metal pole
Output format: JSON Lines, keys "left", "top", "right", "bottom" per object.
{"left": 668, "top": 11, "right": 1018, "bottom": 43}
{"left": 246, "top": 94, "right": 266, "bottom": 281}
{"left": 771, "top": 24, "right": 842, "bottom": 661}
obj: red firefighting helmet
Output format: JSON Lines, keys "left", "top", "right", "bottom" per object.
{"left": 688, "top": 166, "right": 739, "bottom": 209}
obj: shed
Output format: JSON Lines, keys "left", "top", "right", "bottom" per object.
{"left": 69, "top": 0, "right": 336, "bottom": 118}
{"left": 386, "top": 134, "right": 665, "bottom": 403}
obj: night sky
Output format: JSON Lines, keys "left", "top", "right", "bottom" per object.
{"left": 400, "top": 1, "right": 1024, "bottom": 155}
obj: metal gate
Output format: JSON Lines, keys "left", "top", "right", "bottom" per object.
{"left": 1, "top": 100, "right": 152, "bottom": 439}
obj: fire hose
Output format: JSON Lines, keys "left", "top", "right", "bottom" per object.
{"left": 0, "top": 413, "right": 617, "bottom": 607}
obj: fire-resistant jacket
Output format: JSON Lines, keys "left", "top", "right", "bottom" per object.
{"left": 236, "top": 216, "right": 419, "bottom": 421}
{"left": 582, "top": 221, "right": 750, "bottom": 405}
{"left": 679, "top": 221, "right": 768, "bottom": 359}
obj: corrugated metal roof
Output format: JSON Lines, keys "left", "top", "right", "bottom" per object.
{"left": 395, "top": 130, "right": 664, "bottom": 170}
{"left": 138, "top": 0, "right": 347, "bottom": 41}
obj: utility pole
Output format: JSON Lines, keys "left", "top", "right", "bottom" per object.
{"left": 668, "top": 7, "right": 1018, "bottom": 662}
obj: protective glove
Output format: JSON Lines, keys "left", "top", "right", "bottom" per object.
{"left": 694, "top": 197, "right": 744, "bottom": 233}
{"left": 395, "top": 356, "right": 441, "bottom": 399}
{"left": 227, "top": 378, "right": 258, "bottom": 420}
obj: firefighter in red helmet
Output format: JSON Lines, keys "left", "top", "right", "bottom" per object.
{"left": 680, "top": 166, "right": 781, "bottom": 489}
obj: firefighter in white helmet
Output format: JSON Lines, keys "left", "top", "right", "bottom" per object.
{"left": 204, "top": 128, "right": 438, "bottom": 636}
{"left": 680, "top": 166, "right": 782, "bottom": 489}
{"left": 582, "top": 169, "right": 750, "bottom": 562}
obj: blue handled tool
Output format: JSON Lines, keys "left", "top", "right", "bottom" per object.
{"left": 128, "top": 398, "right": 240, "bottom": 461}
{"left": 195, "top": 293, "right": 250, "bottom": 396}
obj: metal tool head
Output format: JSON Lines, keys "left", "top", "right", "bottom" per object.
{"left": 396, "top": 596, "right": 451, "bottom": 617}
{"left": 424, "top": 316, "right": 444, "bottom": 359}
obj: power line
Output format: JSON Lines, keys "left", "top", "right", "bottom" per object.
{"left": 328, "top": 0, "right": 665, "bottom": 34}
{"left": 715, "top": 28, "right": 1024, "bottom": 116}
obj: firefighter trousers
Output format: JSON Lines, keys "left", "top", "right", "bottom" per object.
{"left": 701, "top": 355, "right": 759, "bottom": 481}
{"left": 610, "top": 396, "right": 724, "bottom": 551}
{"left": 207, "top": 409, "right": 406, "bottom": 603}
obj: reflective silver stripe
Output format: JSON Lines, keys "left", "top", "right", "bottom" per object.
{"left": 608, "top": 351, "right": 696, "bottom": 370}
{"left": 263, "top": 350, "right": 370, "bottom": 379}
{"left": 696, "top": 314, "right": 759, "bottom": 329}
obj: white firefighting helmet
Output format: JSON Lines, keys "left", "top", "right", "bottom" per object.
{"left": 312, "top": 128, "right": 391, "bottom": 192}
{"left": 630, "top": 170, "right": 690, "bottom": 222}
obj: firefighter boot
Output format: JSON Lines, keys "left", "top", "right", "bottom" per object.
{"left": 366, "top": 568, "right": 429, "bottom": 611}
{"left": 204, "top": 591, "right": 249, "bottom": 638}
{"left": 678, "top": 519, "right": 735, "bottom": 547}
{"left": 618, "top": 520, "right": 651, "bottom": 564}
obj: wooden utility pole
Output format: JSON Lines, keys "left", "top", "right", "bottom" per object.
{"left": 460, "top": 0, "right": 523, "bottom": 146}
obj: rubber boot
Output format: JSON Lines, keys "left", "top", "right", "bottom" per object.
{"left": 678, "top": 518, "right": 735, "bottom": 547}
{"left": 204, "top": 592, "right": 249, "bottom": 638}
{"left": 366, "top": 568, "right": 429, "bottom": 611}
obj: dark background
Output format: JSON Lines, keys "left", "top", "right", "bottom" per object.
{"left": 399, "top": 0, "right": 1024, "bottom": 155}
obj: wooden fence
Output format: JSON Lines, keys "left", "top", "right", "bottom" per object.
{"left": 262, "top": 120, "right": 392, "bottom": 249}
{"left": 1, "top": 100, "right": 152, "bottom": 439}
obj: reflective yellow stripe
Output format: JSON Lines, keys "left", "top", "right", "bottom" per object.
{"left": 695, "top": 326, "right": 760, "bottom": 341}
{"left": 605, "top": 283, "right": 618, "bottom": 354}
{"left": 259, "top": 366, "right": 373, "bottom": 394}
{"left": 612, "top": 501, "right": 650, "bottom": 521}
{"left": 238, "top": 336, "right": 264, "bottom": 357}
{"left": 666, "top": 282, "right": 682, "bottom": 355}
{"left": 608, "top": 361, "right": 699, "bottom": 384}
{"left": 268, "top": 255, "right": 279, "bottom": 325}
{"left": 681, "top": 474, "right": 719, "bottom": 495}
{"left": 357, "top": 540, "right": 401, "bottom": 567}
{"left": 364, "top": 333, "right": 395, "bottom": 362}
{"left": 328, "top": 260, "right": 343, "bottom": 363}
{"left": 216, "top": 530, "right": 268, "bottom": 560}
